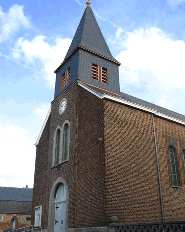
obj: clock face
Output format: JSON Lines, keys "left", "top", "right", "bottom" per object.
{"left": 59, "top": 98, "right": 67, "bottom": 114}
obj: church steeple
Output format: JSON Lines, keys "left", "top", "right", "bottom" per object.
{"left": 63, "top": 1, "right": 117, "bottom": 62}
{"left": 54, "top": 1, "right": 121, "bottom": 99}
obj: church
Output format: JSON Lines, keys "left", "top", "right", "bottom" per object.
{"left": 31, "top": 1, "right": 185, "bottom": 232}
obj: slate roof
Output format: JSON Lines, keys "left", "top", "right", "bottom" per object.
{"left": 0, "top": 187, "right": 33, "bottom": 202}
{"left": 79, "top": 81, "right": 185, "bottom": 123}
{"left": 64, "top": 5, "right": 118, "bottom": 62}
{"left": 120, "top": 92, "right": 185, "bottom": 122}
{"left": 0, "top": 201, "right": 32, "bottom": 214}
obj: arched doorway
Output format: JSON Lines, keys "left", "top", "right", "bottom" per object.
{"left": 9, "top": 216, "right": 18, "bottom": 230}
{"left": 48, "top": 178, "right": 68, "bottom": 232}
{"left": 54, "top": 184, "right": 67, "bottom": 232}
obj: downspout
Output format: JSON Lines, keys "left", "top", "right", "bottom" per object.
{"left": 152, "top": 114, "right": 165, "bottom": 223}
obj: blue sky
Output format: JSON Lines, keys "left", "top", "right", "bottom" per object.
{"left": 1, "top": 0, "right": 185, "bottom": 188}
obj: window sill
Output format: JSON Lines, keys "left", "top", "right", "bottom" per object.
{"left": 171, "top": 185, "right": 183, "bottom": 189}
{"left": 51, "top": 159, "right": 68, "bottom": 169}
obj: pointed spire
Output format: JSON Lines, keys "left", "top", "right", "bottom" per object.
{"left": 63, "top": 3, "right": 117, "bottom": 62}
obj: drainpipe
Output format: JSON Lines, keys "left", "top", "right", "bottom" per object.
{"left": 152, "top": 114, "right": 165, "bottom": 223}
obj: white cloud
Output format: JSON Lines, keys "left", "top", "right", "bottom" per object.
{"left": 0, "top": 4, "right": 31, "bottom": 42}
{"left": 12, "top": 36, "right": 71, "bottom": 87}
{"left": 74, "top": 0, "right": 82, "bottom": 5}
{"left": 94, "top": 10, "right": 120, "bottom": 28}
{"left": 116, "top": 27, "right": 124, "bottom": 39}
{"left": 117, "top": 27, "right": 185, "bottom": 87}
{"left": 113, "top": 27, "right": 185, "bottom": 113}
{"left": 0, "top": 124, "right": 35, "bottom": 188}
{"left": 167, "top": 0, "right": 185, "bottom": 6}
{"left": 35, "top": 104, "right": 50, "bottom": 120}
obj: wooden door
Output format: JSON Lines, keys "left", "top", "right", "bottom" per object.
{"left": 54, "top": 184, "right": 66, "bottom": 232}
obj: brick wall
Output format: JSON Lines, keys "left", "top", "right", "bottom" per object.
{"left": 0, "top": 213, "right": 31, "bottom": 232}
{"left": 32, "top": 82, "right": 78, "bottom": 229}
{"left": 32, "top": 82, "right": 106, "bottom": 229}
{"left": 48, "top": 83, "right": 78, "bottom": 229}
{"left": 154, "top": 116, "right": 185, "bottom": 222}
{"left": 75, "top": 85, "right": 106, "bottom": 227}
{"left": 103, "top": 99, "right": 163, "bottom": 224}
{"left": 31, "top": 113, "right": 51, "bottom": 227}
{"left": 103, "top": 99, "right": 185, "bottom": 225}
{"left": 32, "top": 83, "right": 185, "bottom": 230}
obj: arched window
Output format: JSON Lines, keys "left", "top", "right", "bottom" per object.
{"left": 55, "top": 129, "right": 61, "bottom": 165}
{"left": 53, "top": 122, "right": 70, "bottom": 166}
{"left": 168, "top": 146, "right": 181, "bottom": 186}
{"left": 62, "top": 123, "right": 69, "bottom": 161}
{"left": 183, "top": 149, "right": 185, "bottom": 175}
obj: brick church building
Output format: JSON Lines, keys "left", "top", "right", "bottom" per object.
{"left": 31, "top": 1, "right": 185, "bottom": 232}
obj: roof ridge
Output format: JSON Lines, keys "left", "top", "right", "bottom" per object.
{"left": 120, "top": 91, "right": 185, "bottom": 120}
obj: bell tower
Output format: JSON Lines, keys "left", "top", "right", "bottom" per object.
{"left": 54, "top": 1, "right": 121, "bottom": 99}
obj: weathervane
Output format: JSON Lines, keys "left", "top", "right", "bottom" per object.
{"left": 86, "top": 0, "right": 90, "bottom": 6}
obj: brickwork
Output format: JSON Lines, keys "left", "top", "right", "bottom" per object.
{"left": 31, "top": 113, "right": 51, "bottom": 227}
{"left": 154, "top": 116, "right": 185, "bottom": 222}
{"left": 32, "top": 83, "right": 185, "bottom": 231}
{"left": 32, "top": 82, "right": 78, "bottom": 229}
{"left": 103, "top": 100, "right": 162, "bottom": 224}
{"left": 48, "top": 83, "right": 78, "bottom": 229}
{"left": 103, "top": 99, "right": 185, "bottom": 225}
{"left": 0, "top": 214, "right": 31, "bottom": 232}
{"left": 32, "top": 83, "right": 107, "bottom": 230}
{"left": 75, "top": 85, "right": 106, "bottom": 227}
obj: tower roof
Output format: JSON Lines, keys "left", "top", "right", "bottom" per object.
{"left": 64, "top": 3, "right": 117, "bottom": 62}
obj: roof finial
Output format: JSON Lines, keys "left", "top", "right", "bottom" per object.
{"left": 86, "top": 0, "right": 90, "bottom": 7}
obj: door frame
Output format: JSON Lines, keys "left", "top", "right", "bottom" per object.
{"left": 48, "top": 177, "right": 69, "bottom": 232}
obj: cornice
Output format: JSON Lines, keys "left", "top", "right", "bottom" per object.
{"left": 54, "top": 46, "right": 121, "bottom": 73}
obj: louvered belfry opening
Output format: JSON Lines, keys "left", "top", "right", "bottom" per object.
{"left": 61, "top": 72, "right": 65, "bottom": 89}
{"left": 92, "top": 63, "right": 99, "bottom": 80}
{"left": 101, "top": 67, "right": 107, "bottom": 83}
{"left": 67, "top": 67, "right": 70, "bottom": 84}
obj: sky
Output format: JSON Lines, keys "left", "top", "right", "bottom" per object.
{"left": 0, "top": 0, "right": 185, "bottom": 188}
